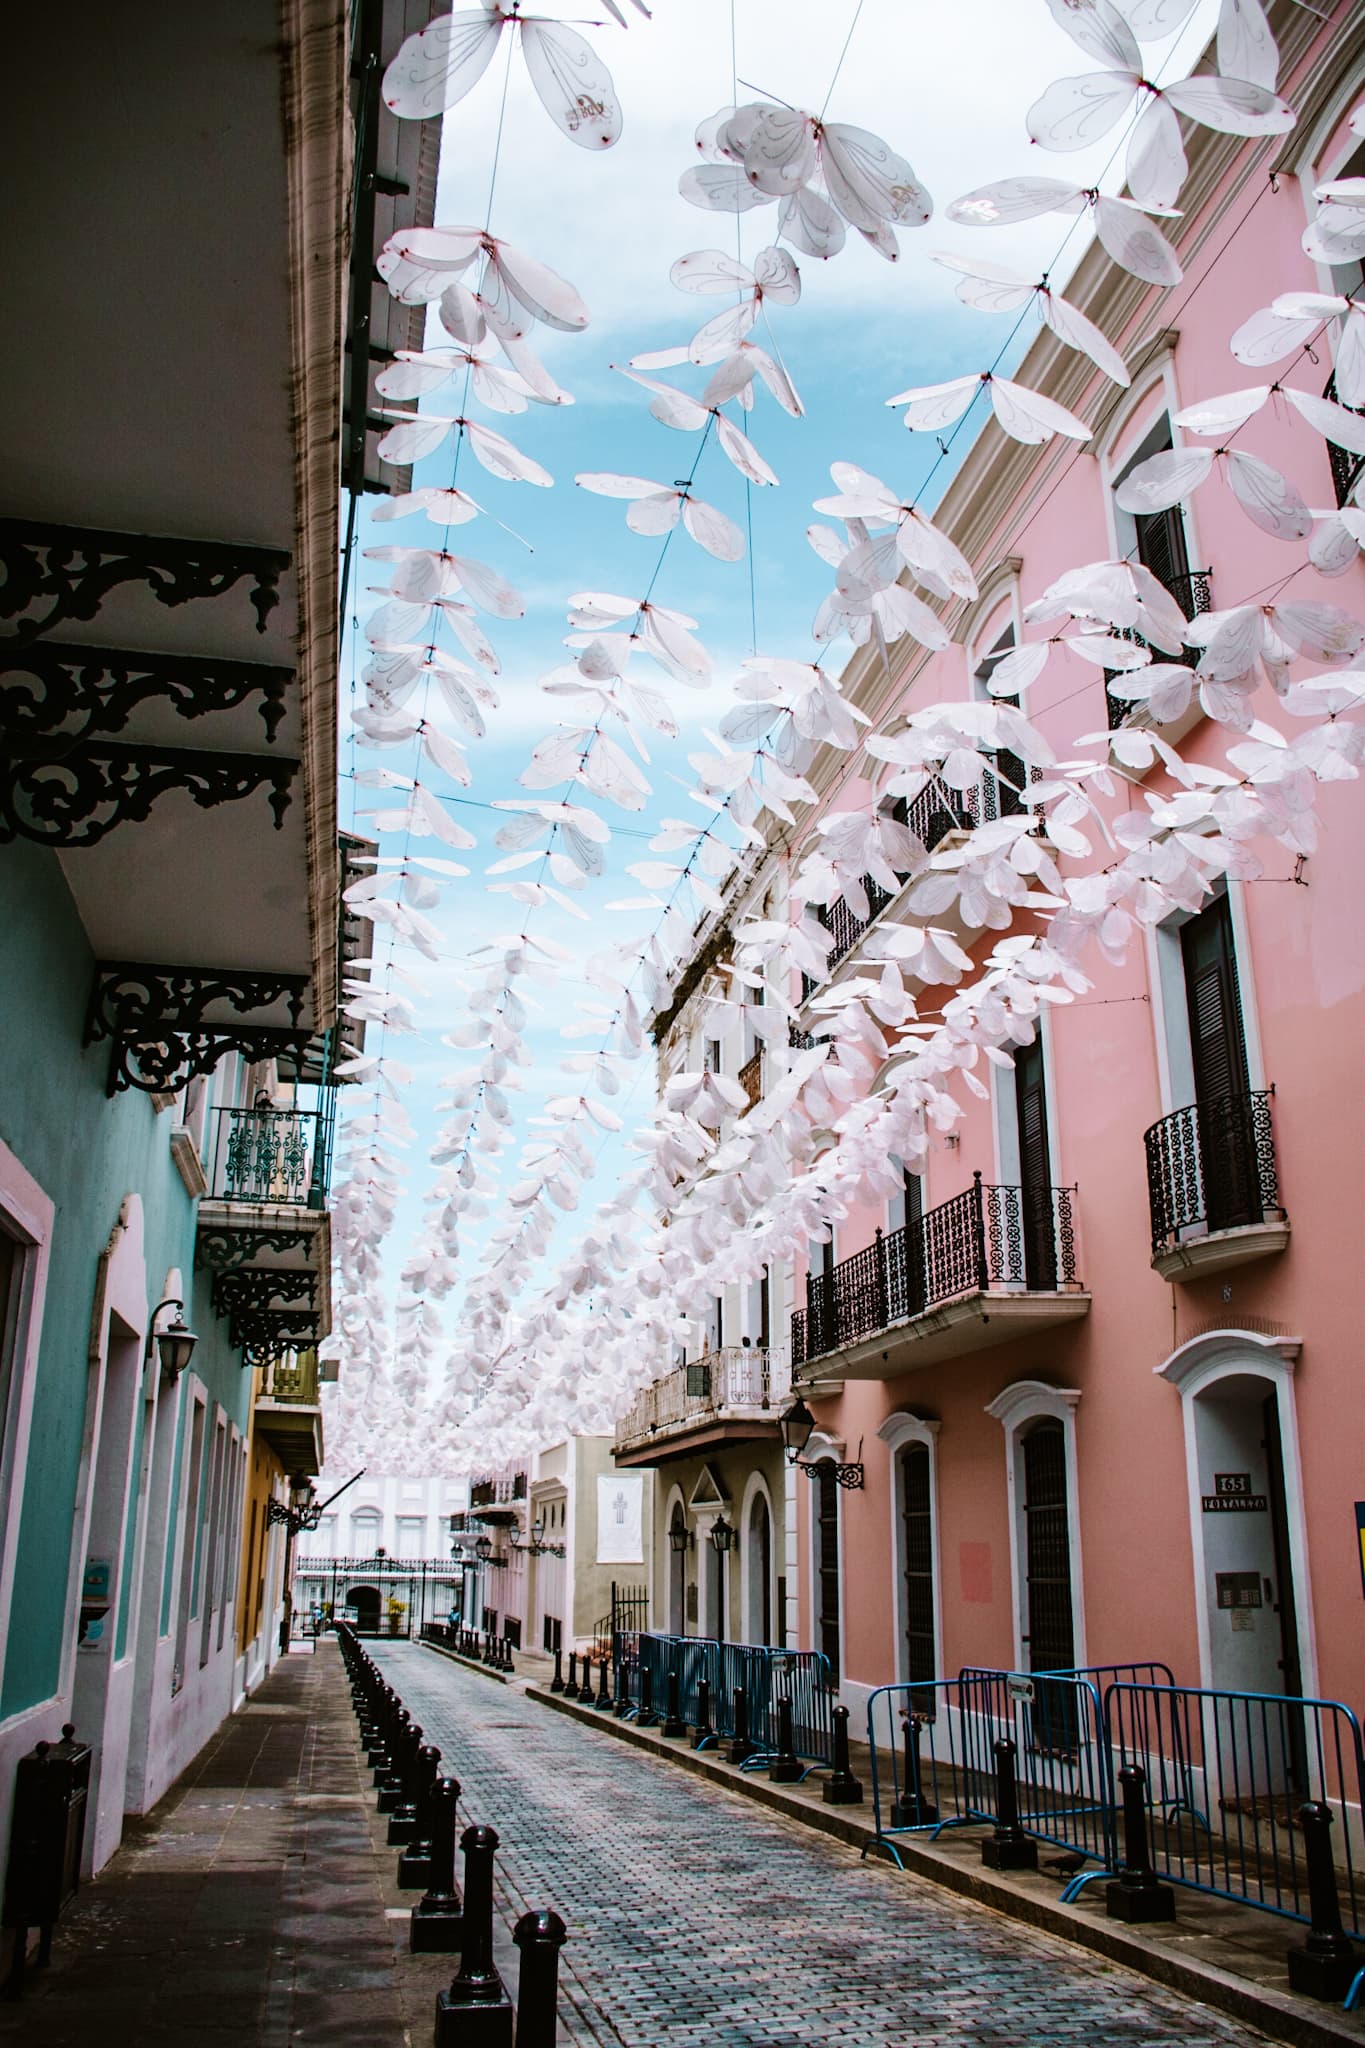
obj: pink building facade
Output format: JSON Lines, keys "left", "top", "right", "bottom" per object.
{"left": 787, "top": 11, "right": 1365, "bottom": 1727}
{"left": 631, "top": 3, "right": 1365, "bottom": 1745}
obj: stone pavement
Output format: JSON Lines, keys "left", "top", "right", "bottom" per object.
{"left": 373, "top": 1639, "right": 1279, "bottom": 2048}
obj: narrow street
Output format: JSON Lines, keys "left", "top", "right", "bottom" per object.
{"left": 374, "top": 1643, "right": 1270, "bottom": 2048}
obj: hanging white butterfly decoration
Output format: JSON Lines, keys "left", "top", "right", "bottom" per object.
{"left": 574, "top": 473, "right": 746, "bottom": 561}
{"left": 945, "top": 178, "right": 1184, "bottom": 287}
{"left": 929, "top": 251, "right": 1130, "bottom": 385}
{"left": 383, "top": 1, "right": 627, "bottom": 149}
{"left": 887, "top": 370, "right": 1092, "bottom": 446}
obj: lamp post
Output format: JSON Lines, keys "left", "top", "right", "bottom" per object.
{"left": 779, "top": 1396, "right": 864, "bottom": 1489}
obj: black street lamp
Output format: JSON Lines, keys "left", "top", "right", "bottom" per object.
{"left": 779, "top": 1397, "right": 864, "bottom": 1490}
{"left": 473, "top": 1534, "right": 493, "bottom": 1563}
{"left": 148, "top": 1297, "right": 198, "bottom": 1381}
{"left": 667, "top": 1521, "right": 691, "bottom": 1555}
{"left": 708, "top": 1516, "right": 736, "bottom": 1554}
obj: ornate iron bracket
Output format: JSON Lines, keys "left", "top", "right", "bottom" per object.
{"left": 86, "top": 962, "right": 311, "bottom": 1097}
{"left": 195, "top": 1224, "right": 318, "bottom": 1271}
{"left": 212, "top": 1266, "right": 317, "bottom": 1325}
{"left": 267, "top": 1497, "right": 322, "bottom": 1534}
{"left": 0, "top": 642, "right": 292, "bottom": 751}
{"left": 0, "top": 741, "right": 297, "bottom": 846}
{"left": 0, "top": 521, "right": 289, "bottom": 642}
{"left": 238, "top": 1312, "right": 323, "bottom": 1369}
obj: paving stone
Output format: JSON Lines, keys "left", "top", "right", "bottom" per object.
{"left": 371, "top": 1640, "right": 1272, "bottom": 2048}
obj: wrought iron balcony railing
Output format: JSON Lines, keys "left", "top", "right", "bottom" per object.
{"left": 208, "top": 1106, "right": 332, "bottom": 1207}
{"left": 469, "top": 1472, "right": 528, "bottom": 1509}
{"left": 791, "top": 1173, "right": 1080, "bottom": 1368}
{"left": 1325, "top": 373, "right": 1365, "bottom": 509}
{"left": 1105, "top": 569, "right": 1212, "bottom": 728}
{"left": 259, "top": 1351, "right": 319, "bottom": 1404}
{"left": 1143, "top": 1089, "right": 1283, "bottom": 1260}
{"left": 613, "top": 1344, "right": 792, "bottom": 1453}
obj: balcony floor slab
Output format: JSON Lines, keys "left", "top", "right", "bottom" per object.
{"left": 795, "top": 1289, "right": 1092, "bottom": 1381}
{"left": 1152, "top": 1221, "right": 1290, "bottom": 1284}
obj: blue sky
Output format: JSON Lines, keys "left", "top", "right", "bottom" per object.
{"left": 337, "top": 0, "right": 1221, "bottom": 1353}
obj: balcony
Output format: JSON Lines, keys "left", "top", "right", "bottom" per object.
{"left": 1325, "top": 374, "right": 1364, "bottom": 509}
{"left": 1144, "top": 1090, "right": 1289, "bottom": 1281}
{"left": 208, "top": 1105, "right": 331, "bottom": 1207}
{"left": 790, "top": 1174, "right": 1089, "bottom": 1380}
{"left": 469, "top": 1471, "right": 528, "bottom": 1524}
{"left": 613, "top": 1344, "right": 792, "bottom": 1465}
{"left": 195, "top": 1104, "right": 336, "bottom": 1367}
{"left": 254, "top": 1350, "right": 323, "bottom": 1475}
{"left": 738, "top": 1048, "right": 763, "bottom": 1111}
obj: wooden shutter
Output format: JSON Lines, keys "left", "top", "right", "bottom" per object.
{"left": 1022, "top": 1420, "right": 1074, "bottom": 1674}
{"left": 1015, "top": 1038, "right": 1056, "bottom": 1288}
{"left": 900, "top": 1444, "right": 936, "bottom": 1695}
{"left": 1182, "top": 896, "right": 1249, "bottom": 1106}
{"left": 816, "top": 1462, "right": 841, "bottom": 1672}
{"left": 1135, "top": 504, "right": 1191, "bottom": 597}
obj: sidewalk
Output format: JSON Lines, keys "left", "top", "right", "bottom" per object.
{"left": 0, "top": 1644, "right": 520, "bottom": 2047}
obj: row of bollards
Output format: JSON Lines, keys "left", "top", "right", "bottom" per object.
{"left": 421, "top": 1620, "right": 517, "bottom": 1675}
{"left": 338, "top": 1623, "right": 567, "bottom": 2045}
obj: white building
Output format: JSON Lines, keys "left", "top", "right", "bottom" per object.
{"left": 293, "top": 1471, "right": 469, "bottom": 1636}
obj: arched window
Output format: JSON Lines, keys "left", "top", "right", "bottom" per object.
{"left": 812, "top": 1461, "right": 841, "bottom": 1672}
{"left": 743, "top": 1487, "right": 773, "bottom": 1646}
{"left": 1020, "top": 1419, "right": 1075, "bottom": 1675}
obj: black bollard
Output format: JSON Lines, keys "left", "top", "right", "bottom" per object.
{"left": 578, "top": 1652, "right": 592, "bottom": 1702}
{"left": 613, "top": 1658, "right": 633, "bottom": 1718}
{"left": 513, "top": 1909, "right": 568, "bottom": 2048}
{"left": 726, "top": 1686, "right": 757, "bottom": 1766}
{"left": 565, "top": 1650, "right": 579, "bottom": 1699}
{"left": 434, "top": 1825, "right": 514, "bottom": 2045}
{"left": 635, "top": 1663, "right": 659, "bottom": 1730}
{"left": 769, "top": 1695, "right": 803, "bottom": 1783}
{"left": 550, "top": 1646, "right": 565, "bottom": 1694}
{"left": 692, "top": 1676, "right": 713, "bottom": 1749}
{"left": 503, "top": 1638, "right": 515, "bottom": 1675}
{"left": 594, "top": 1653, "right": 613, "bottom": 1710}
{"left": 1105, "top": 1764, "right": 1174, "bottom": 1921}
{"left": 822, "top": 1703, "right": 864, "bottom": 1804}
{"left": 889, "top": 1713, "right": 938, "bottom": 1828}
{"left": 377, "top": 1711, "right": 412, "bottom": 1810}
{"left": 1286, "top": 1802, "right": 1361, "bottom": 2000}
{"left": 398, "top": 1744, "right": 441, "bottom": 1888}
{"left": 662, "top": 1668, "right": 688, "bottom": 1740}
{"left": 982, "top": 1736, "right": 1037, "bottom": 1869}
{"left": 385, "top": 1720, "right": 424, "bottom": 1833}
{"left": 412, "top": 1777, "right": 465, "bottom": 1953}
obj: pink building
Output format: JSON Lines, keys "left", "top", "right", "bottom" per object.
{"left": 631, "top": 5, "right": 1365, "bottom": 1755}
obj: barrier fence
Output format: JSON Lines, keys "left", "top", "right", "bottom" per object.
{"left": 866, "top": 1666, "right": 1365, "bottom": 1935}
{"left": 633, "top": 1634, "right": 836, "bottom": 1767}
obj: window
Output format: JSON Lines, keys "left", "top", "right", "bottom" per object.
{"left": 1014, "top": 1036, "right": 1057, "bottom": 1290}
{"left": 987, "top": 1380, "right": 1084, "bottom": 1683}
{"left": 813, "top": 1461, "right": 841, "bottom": 1673}
{"left": 899, "top": 1443, "right": 935, "bottom": 1694}
{"left": 1107, "top": 417, "right": 1210, "bottom": 723}
{"left": 396, "top": 1515, "right": 425, "bottom": 1555}
{"left": 1180, "top": 895, "right": 1263, "bottom": 1232}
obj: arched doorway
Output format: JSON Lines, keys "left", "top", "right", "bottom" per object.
{"left": 348, "top": 1583, "right": 380, "bottom": 1633}
{"left": 744, "top": 1489, "right": 773, "bottom": 1645}
{"left": 1190, "top": 1373, "right": 1303, "bottom": 1704}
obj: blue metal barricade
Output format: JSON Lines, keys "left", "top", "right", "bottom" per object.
{"left": 635, "top": 1634, "right": 721, "bottom": 1725}
{"left": 867, "top": 1680, "right": 994, "bottom": 1866}
{"left": 1103, "top": 1680, "right": 1365, "bottom": 1931}
{"left": 956, "top": 1667, "right": 1115, "bottom": 1875}
{"left": 712, "top": 1643, "right": 835, "bottom": 1767}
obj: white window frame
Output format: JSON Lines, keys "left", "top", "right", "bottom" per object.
{"left": 985, "top": 1379, "right": 1085, "bottom": 1674}
{"left": 0, "top": 1139, "right": 54, "bottom": 1707}
{"left": 877, "top": 1411, "right": 943, "bottom": 1687}
{"left": 1143, "top": 878, "right": 1267, "bottom": 1118}
{"left": 738, "top": 1469, "right": 778, "bottom": 1648}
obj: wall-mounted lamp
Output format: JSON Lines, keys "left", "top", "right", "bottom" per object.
{"left": 779, "top": 1396, "right": 864, "bottom": 1490}
{"left": 667, "top": 1522, "right": 691, "bottom": 1555}
{"left": 148, "top": 1297, "right": 198, "bottom": 1381}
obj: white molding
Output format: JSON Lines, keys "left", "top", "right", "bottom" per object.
{"left": 1154, "top": 1328, "right": 1316, "bottom": 1699}
{"left": 0, "top": 1139, "right": 54, "bottom": 1707}
{"left": 877, "top": 1411, "right": 943, "bottom": 1687}
{"left": 738, "top": 1468, "right": 777, "bottom": 1647}
{"left": 985, "top": 1381, "right": 1085, "bottom": 1673}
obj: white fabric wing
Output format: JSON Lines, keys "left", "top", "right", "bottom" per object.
{"left": 464, "top": 420, "right": 554, "bottom": 487}
{"left": 678, "top": 164, "right": 772, "bottom": 213}
{"left": 886, "top": 373, "right": 981, "bottom": 430}
{"left": 1284, "top": 383, "right": 1365, "bottom": 457}
{"left": 715, "top": 414, "right": 778, "bottom": 484}
{"left": 1045, "top": 0, "right": 1141, "bottom": 69}
{"left": 670, "top": 249, "right": 755, "bottom": 294}
{"left": 778, "top": 185, "right": 847, "bottom": 259}
{"left": 989, "top": 376, "right": 1092, "bottom": 443}
{"left": 1040, "top": 290, "right": 1131, "bottom": 385}
{"left": 1092, "top": 196, "right": 1183, "bottom": 284}
{"left": 1172, "top": 385, "right": 1271, "bottom": 435}
{"left": 1162, "top": 73, "right": 1293, "bottom": 136}
{"left": 518, "top": 19, "right": 622, "bottom": 150}
{"left": 1120, "top": 0, "right": 1198, "bottom": 33}
{"left": 1114, "top": 445, "right": 1215, "bottom": 513}
{"left": 488, "top": 240, "right": 590, "bottom": 331}
{"left": 820, "top": 124, "right": 933, "bottom": 230}
{"left": 681, "top": 495, "right": 746, "bottom": 561}
{"left": 1230, "top": 296, "right": 1342, "bottom": 365}
{"left": 1216, "top": 0, "right": 1278, "bottom": 89}
{"left": 382, "top": 10, "right": 504, "bottom": 119}
{"left": 1027, "top": 71, "right": 1138, "bottom": 151}
{"left": 1127, "top": 92, "right": 1187, "bottom": 209}
{"left": 1225, "top": 449, "right": 1311, "bottom": 540}
{"left": 947, "top": 177, "right": 1085, "bottom": 226}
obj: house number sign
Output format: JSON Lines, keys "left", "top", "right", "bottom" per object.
{"left": 1201, "top": 1471, "right": 1268, "bottom": 1513}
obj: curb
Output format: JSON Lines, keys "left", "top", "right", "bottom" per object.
{"left": 529, "top": 1682, "right": 1363, "bottom": 2048}
{"left": 417, "top": 1637, "right": 511, "bottom": 1686}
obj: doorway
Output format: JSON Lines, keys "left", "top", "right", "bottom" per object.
{"left": 348, "top": 1583, "right": 380, "bottom": 1633}
{"left": 744, "top": 1489, "right": 772, "bottom": 1646}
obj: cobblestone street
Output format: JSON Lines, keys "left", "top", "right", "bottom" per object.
{"left": 374, "top": 1643, "right": 1273, "bottom": 2048}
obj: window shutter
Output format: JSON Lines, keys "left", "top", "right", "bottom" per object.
{"left": 1182, "top": 897, "right": 1249, "bottom": 1106}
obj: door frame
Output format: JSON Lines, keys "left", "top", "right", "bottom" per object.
{"left": 878, "top": 1411, "right": 942, "bottom": 1686}
{"left": 1156, "top": 1330, "right": 1316, "bottom": 1699}
{"left": 986, "top": 1380, "right": 1085, "bottom": 1674}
